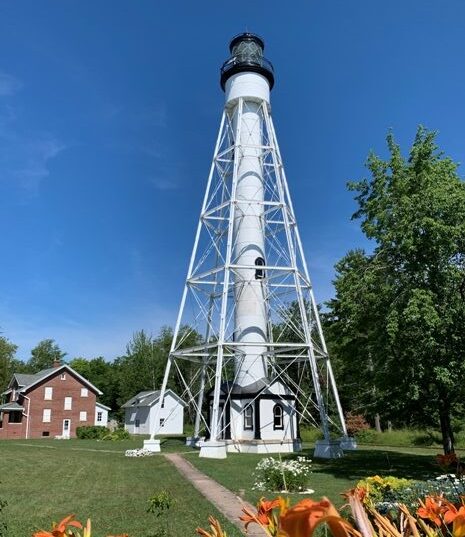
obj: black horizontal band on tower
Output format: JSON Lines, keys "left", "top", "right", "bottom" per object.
{"left": 220, "top": 58, "right": 275, "bottom": 91}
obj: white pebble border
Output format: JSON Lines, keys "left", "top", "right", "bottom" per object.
{"left": 125, "top": 448, "right": 156, "bottom": 457}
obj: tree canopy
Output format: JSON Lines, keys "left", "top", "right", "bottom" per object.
{"left": 327, "top": 127, "right": 465, "bottom": 453}
{"left": 27, "top": 339, "right": 67, "bottom": 373}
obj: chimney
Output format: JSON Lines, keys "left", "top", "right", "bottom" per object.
{"left": 53, "top": 359, "right": 61, "bottom": 368}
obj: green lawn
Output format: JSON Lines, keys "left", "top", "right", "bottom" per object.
{"left": 0, "top": 438, "right": 241, "bottom": 537}
{"left": 184, "top": 444, "right": 461, "bottom": 507}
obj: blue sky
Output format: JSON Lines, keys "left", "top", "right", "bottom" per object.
{"left": 1, "top": 1, "right": 465, "bottom": 361}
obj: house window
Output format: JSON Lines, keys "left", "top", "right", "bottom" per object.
{"left": 161, "top": 399, "right": 165, "bottom": 408}
{"left": 0, "top": 413, "right": 3, "bottom": 428}
{"left": 43, "top": 409, "right": 51, "bottom": 423}
{"left": 97, "top": 411, "right": 103, "bottom": 422}
{"left": 64, "top": 397, "right": 72, "bottom": 410}
{"left": 255, "top": 257, "right": 265, "bottom": 280}
{"left": 44, "top": 387, "right": 53, "bottom": 400}
{"left": 135, "top": 419, "right": 140, "bottom": 427}
{"left": 273, "top": 404, "right": 284, "bottom": 430}
{"left": 80, "top": 388, "right": 88, "bottom": 397}
{"left": 9, "top": 411, "right": 22, "bottom": 423}
{"left": 243, "top": 406, "right": 254, "bottom": 430}
{"left": 79, "top": 411, "right": 87, "bottom": 422}
{"left": 60, "top": 373, "right": 66, "bottom": 380}
{"left": 159, "top": 418, "right": 165, "bottom": 427}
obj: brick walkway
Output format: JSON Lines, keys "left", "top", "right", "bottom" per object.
{"left": 164, "top": 453, "right": 263, "bottom": 536}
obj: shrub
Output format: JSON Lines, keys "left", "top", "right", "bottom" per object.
{"left": 252, "top": 456, "right": 312, "bottom": 493}
{"left": 101, "top": 427, "right": 130, "bottom": 441}
{"left": 354, "top": 428, "right": 378, "bottom": 443}
{"left": 76, "top": 426, "right": 109, "bottom": 439}
{"left": 345, "top": 412, "right": 370, "bottom": 436}
{"left": 299, "top": 427, "right": 324, "bottom": 443}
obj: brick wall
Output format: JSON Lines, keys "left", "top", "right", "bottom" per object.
{"left": 0, "top": 369, "right": 98, "bottom": 439}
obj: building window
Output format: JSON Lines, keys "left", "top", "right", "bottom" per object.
{"left": 243, "top": 406, "right": 254, "bottom": 430}
{"left": 42, "top": 431, "right": 50, "bottom": 437}
{"left": 161, "top": 399, "right": 165, "bottom": 408}
{"left": 273, "top": 404, "right": 284, "bottom": 430}
{"left": 64, "top": 397, "right": 72, "bottom": 410}
{"left": 159, "top": 418, "right": 165, "bottom": 427}
{"left": 97, "top": 411, "right": 103, "bottom": 422}
{"left": 9, "top": 411, "right": 22, "bottom": 423}
{"left": 0, "top": 413, "right": 3, "bottom": 428}
{"left": 80, "top": 388, "right": 88, "bottom": 397}
{"left": 79, "top": 411, "right": 87, "bottom": 422}
{"left": 43, "top": 409, "right": 51, "bottom": 423}
{"left": 44, "top": 387, "right": 53, "bottom": 400}
{"left": 255, "top": 257, "right": 265, "bottom": 280}
{"left": 60, "top": 373, "right": 66, "bottom": 380}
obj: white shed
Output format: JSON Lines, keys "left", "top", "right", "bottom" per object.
{"left": 95, "top": 402, "right": 111, "bottom": 427}
{"left": 122, "top": 389, "right": 186, "bottom": 435}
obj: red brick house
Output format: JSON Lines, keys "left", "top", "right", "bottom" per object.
{"left": 0, "top": 362, "right": 108, "bottom": 439}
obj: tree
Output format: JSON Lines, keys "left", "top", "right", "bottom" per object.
{"left": 69, "top": 356, "right": 119, "bottom": 411}
{"left": 27, "top": 339, "right": 66, "bottom": 373}
{"left": 327, "top": 128, "right": 465, "bottom": 453}
{"left": 0, "top": 336, "right": 22, "bottom": 393}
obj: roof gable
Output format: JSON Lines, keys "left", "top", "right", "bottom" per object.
{"left": 17, "top": 365, "right": 103, "bottom": 396}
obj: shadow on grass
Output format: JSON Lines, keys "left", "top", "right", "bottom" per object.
{"left": 302, "top": 448, "right": 437, "bottom": 482}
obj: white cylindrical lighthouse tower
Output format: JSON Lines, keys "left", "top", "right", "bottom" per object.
{"left": 144, "top": 33, "right": 351, "bottom": 460}
{"left": 222, "top": 35, "right": 273, "bottom": 387}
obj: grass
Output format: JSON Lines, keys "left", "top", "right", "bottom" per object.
{"left": 184, "top": 444, "right": 464, "bottom": 508}
{"left": 0, "top": 438, "right": 241, "bottom": 537}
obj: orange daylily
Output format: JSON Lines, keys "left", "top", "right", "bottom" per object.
{"left": 436, "top": 453, "right": 458, "bottom": 468}
{"left": 444, "top": 504, "right": 465, "bottom": 537}
{"left": 417, "top": 496, "right": 449, "bottom": 526}
{"left": 33, "top": 515, "right": 83, "bottom": 537}
{"left": 240, "top": 497, "right": 283, "bottom": 530}
{"left": 279, "top": 496, "right": 361, "bottom": 537}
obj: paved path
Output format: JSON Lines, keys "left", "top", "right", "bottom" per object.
{"left": 164, "top": 453, "right": 263, "bottom": 536}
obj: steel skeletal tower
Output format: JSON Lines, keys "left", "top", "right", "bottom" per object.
{"left": 144, "top": 33, "right": 355, "bottom": 459}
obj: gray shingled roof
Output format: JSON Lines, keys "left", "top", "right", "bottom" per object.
{"left": 0, "top": 402, "right": 24, "bottom": 411}
{"left": 9, "top": 366, "right": 102, "bottom": 396}
{"left": 121, "top": 389, "right": 186, "bottom": 408}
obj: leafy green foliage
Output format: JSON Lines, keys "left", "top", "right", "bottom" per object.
{"left": 76, "top": 425, "right": 110, "bottom": 439}
{"left": 27, "top": 339, "right": 66, "bottom": 372}
{"left": 327, "top": 128, "right": 465, "bottom": 453}
{"left": 101, "top": 427, "right": 130, "bottom": 441}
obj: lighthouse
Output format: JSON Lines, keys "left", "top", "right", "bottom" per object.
{"left": 143, "top": 34, "right": 353, "bottom": 459}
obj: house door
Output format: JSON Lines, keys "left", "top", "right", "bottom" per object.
{"left": 63, "top": 419, "right": 71, "bottom": 439}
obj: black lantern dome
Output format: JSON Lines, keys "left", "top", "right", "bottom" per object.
{"left": 220, "top": 32, "right": 274, "bottom": 91}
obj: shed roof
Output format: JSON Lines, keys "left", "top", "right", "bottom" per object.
{"left": 121, "top": 389, "right": 186, "bottom": 409}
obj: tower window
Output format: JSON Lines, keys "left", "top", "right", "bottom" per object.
{"left": 243, "top": 405, "right": 253, "bottom": 430}
{"left": 255, "top": 257, "right": 265, "bottom": 280}
{"left": 273, "top": 404, "right": 284, "bottom": 430}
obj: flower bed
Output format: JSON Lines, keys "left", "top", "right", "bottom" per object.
{"left": 252, "top": 456, "right": 313, "bottom": 493}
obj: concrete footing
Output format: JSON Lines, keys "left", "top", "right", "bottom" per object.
{"left": 199, "top": 440, "right": 227, "bottom": 459}
{"left": 143, "top": 439, "right": 161, "bottom": 452}
{"left": 314, "top": 439, "right": 344, "bottom": 459}
{"left": 339, "top": 436, "right": 357, "bottom": 450}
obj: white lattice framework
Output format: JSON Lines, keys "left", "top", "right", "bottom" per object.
{"left": 149, "top": 98, "right": 348, "bottom": 450}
